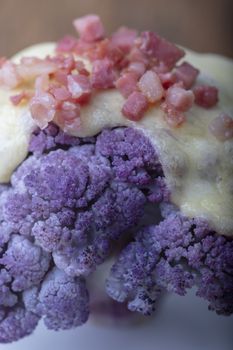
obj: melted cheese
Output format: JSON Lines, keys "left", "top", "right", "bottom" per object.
{"left": 0, "top": 43, "right": 232, "bottom": 236}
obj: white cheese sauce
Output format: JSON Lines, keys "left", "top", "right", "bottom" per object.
{"left": 0, "top": 43, "right": 232, "bottom": 236}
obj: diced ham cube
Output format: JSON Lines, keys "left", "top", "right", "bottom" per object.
{"left": 175, "top": 62, "right": 199, "bottom": 89}
{"left": 61, "top": 55, "right": 76, "bottom": 72}
{"left": 85, "top": 38, "right": 123, "bottom": 64}
{"left": 165, "top": 85, "right": 194, "bottom": 112}
{"left": 209, "top": 113, "right": 233, "bottom": 141}
{"left": 73, "top": 15, "right": 105, "bottom": 42}
{"left": 193, "top": 85, "right": 218, "bottom": 108}
{"left": 56, "top": 36, "right": 77, "bottom": 52}
{"left": 158, "top": 72, "right": 176, "bottom": 89}
{"left": 161, "top": 102, "right": 186, "bottom": 127}
{"left": 30, "top": 92, "right": 57, "bottom": 129}
{"left": 127, "top": 61, "right": 146, "bottom": 78}
{"left": 17, "top": 57, "right": 57, "bottom": 80}
{"left": 91, "top": 59, "right": 116, "bottom": 89}
{"left": 55, "top": 101, "right": 81, "bottom": 133}
{"left": 152, "top": 61, "right": 170, "bottom": 74}
{"left": 138, "top": 31, "right": 185, "bottom": 69}
{"left": 111, "top": 27, "right": 137, "bottom": 53}
{"left": 67, "top": 74, "right": 91, "bottom": 102}
{"left": 115, "top": 72, "right": 138, "bottom": 98}
{"left": 122, "top": 91, "right": 148, "bottom": 121}
{"left": 128, "top": 47, "right": 149, "bottom": 65}
{"left": 54, "top": 70, "right": 68, "bottom": 85}
{"left": 0, "top": 61, "right": 22, "bottom": 88}
{"left": 47, "top": 55, "right": 74, "bottom": 74}
{"left": 76, "top": 60, "right": 89, "bottom": 75}
{"left": 51, "top": 86, "right": 72, "bottom": 101}
{"left": 138, "top": 70, "right": 164, "bottom": 103}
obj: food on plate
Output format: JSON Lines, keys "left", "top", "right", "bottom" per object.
{"left": 0, "top": 14, "right": 232, "bottom": 343}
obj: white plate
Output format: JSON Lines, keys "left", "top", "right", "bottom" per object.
{"left": 3, "top": 289, "right": 232, "bottom": 350}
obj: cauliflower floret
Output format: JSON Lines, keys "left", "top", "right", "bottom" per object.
{"left": 1, "top": 125, "right": 232, "bottom": 344}
{"left": 106, "top": 213, "right": 233, "bottom": 316}
{"left": 24, "top": 268, "right": 89, "bottom": 331}
{"left": 0, "top": 235, "right": 50, "bottom": 291}
{"left": 0, "top": 125, "right": 163, "bottom": 343}
{"left": 0, "top": 307, "right": 40, "bottom": 344}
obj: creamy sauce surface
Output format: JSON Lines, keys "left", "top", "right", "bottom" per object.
{"left": 0, "top": 43, "right": 232, "bottom": 236}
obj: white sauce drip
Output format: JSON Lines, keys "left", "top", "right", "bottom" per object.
{"left": 0, "top": 43, "right": 232, "bottom": 236}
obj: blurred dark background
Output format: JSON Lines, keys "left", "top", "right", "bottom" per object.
{"left": 0, "top": 0, "right": 232, "bottom": 58}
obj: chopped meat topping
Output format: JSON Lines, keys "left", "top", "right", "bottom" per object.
{"left": 138, "top": 70, "right": 164, "bottom": 103}
{"left": 0, "top": 14, "right": 223, "bottom": 129}
{"left": 174, "top": 62, "right": 199, "bottom": 89}
{"left": 122, "top": 91, "right": 148, "bottom": 121}
{"left": 165, "top": 85, "right": 194, "bottom": 112}
{"left": 73, "top": 14, "right": 105, "bottom": 42}
{"left": 193, "top": 85, "right": 218, "bottom": 108}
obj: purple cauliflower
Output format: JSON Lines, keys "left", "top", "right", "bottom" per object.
{"left": 0, "top": 125, "right": 232, "bottom": 343}
{"left": 106, "top": 213, "right": 233, "bottom": 316}
{"left": 0, "top": 125, "right": 164, "bottom": 342}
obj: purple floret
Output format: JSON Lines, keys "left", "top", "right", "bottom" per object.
{"left": 0, "top": 235, "right": 50, "bottom": 291}
{"left": 24, "top": 268, "right": 89, "bottom": 331}
{"left": 1, "top": 124, "right": 232, "bottom": 343}
{"left": 2, "top": 127, "right": 161, "bottom": 277}
{"left": 106, "top": 213, "right": 233, "bottom": 316}
{"left": 0, "top": 307, "right": 40, "bottom": 343}
{"left": 0, "top": 125, "right": 164, "bottom": 342}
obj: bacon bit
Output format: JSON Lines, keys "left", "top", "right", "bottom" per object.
{"left": 76, "top": 61, "right": 89, "bottom": 75}
{"left": 158, "top": 72, "right": 176, "bottom": 89}
{"left": 84, "top": 38, "right": 123, "bottom": 64}
{"left": 175, "top": 62, "right": 199, "bottom": 89}
{"left": 111, "top": 27, "right": 137, "bottom": 53}
{"left": 30, "top": 92, "right": 57, "bottom": 129}
{"left": 127, "top": 61, "right": 146, "bottom": 78}
{"left": 193, "top": 85, "right": 218, "bottom": 108}
{"left": 209, "top": 113, "right": 233, "bottom": 141}
{"left": 10, "top": 91, "right": 32, "bottom": 106}
{"left": 128, "top": 47, "right": 149, "bottom": 65}
{"left": 0, "top": 61, "right": 22, "bottom": 88}
{"left": 53, "top": 70, "right": 68, "bottom": 85}
{"left": 50, "top": 86, "right": 71, "bottom": 101}
{"left": 55, "top": 101, "right": 81, "bottom": 133}
{"left": 91, "top": 59, "right": 116, "bottom": 89}
{"left": 153, "top": 61, "right": 170, "bottom": 74}
{"left": 2, "top": 14, "right": 222, "bottom": 133}
{"left": 73, "top": 15, "right": 105, "bottom": 42}
{"left": 17, "top": 57, "right": 57, "bottom": 80}
{"left": 161, "top": 102, "right": 186, "bottom": 127}
{"left": 61, "top": 55, "right": 76, "bottom": 72}
{"left": 115, "top": 72, "right": 138, "bottom": 98}
{"left": 122, "top": 91, "right": 148, "bottom": 121}
{"left": 56, "top": 35, "right": 78, "bottom": 53}
{"left": 138, "top": 70, "right": 164, "bottom": 103}
{"left": 74, "top": 39, "right": 95, "bottom": 56}
{"left": 138, "top": 31, "right": 185, "bottom": 69}
{"left": 67, "top": 74, "right": 91, "bottom": 102}
{"left": 165, "top": 85, "right": 194, "bottom": 112}
{"left": 47, "top": 55, "right": 75, "bottom": 74}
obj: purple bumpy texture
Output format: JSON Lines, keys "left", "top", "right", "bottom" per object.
{"left": 0, "top": 125, "right": 232, "bottom": 343}
{"left": 0, "top": 125, "right": 164, "bottom": 342}
{"left": 106, "top": 213, "right": 233, "bottom": 316}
